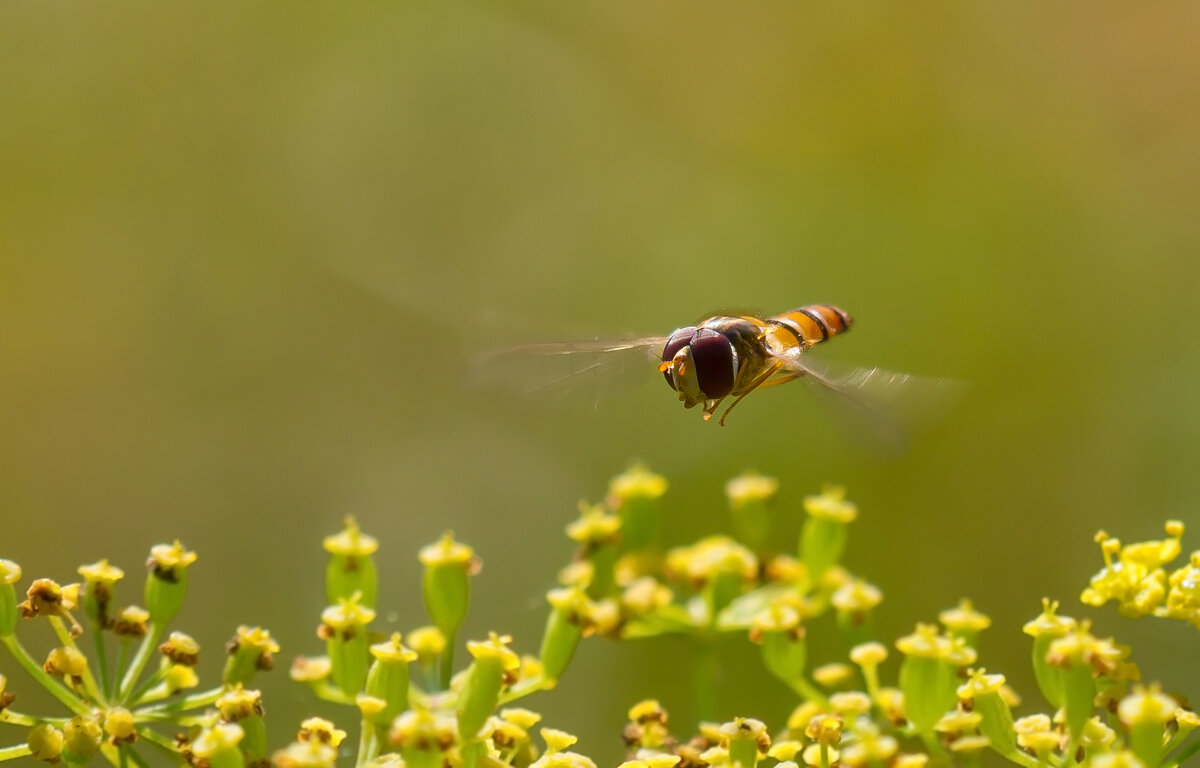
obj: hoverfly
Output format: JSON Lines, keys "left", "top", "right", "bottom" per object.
{"left": 488, "top": 305, "right": 954, "bottom": 439}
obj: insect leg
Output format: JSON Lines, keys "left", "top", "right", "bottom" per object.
{"left": 716, "top": 362, "right": 786, "bottom": 425}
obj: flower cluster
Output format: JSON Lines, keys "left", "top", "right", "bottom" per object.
{"left": 1081, "top": 521, "right": 1200, "bottom": 628}
{"left": 0, "top": 545, "right": 277, "bottom": 766}
{"left": 6, "top": 468, "right": 1200, "bottom": 768}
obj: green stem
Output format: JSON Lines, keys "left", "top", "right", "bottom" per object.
{"left": 120, "top": 746, "right": 153, "bottom": 768}
{"left": 355, "top": 718, "right": 376, "bottom": 768}
{"left": 126, "top": 666, "right": 169, "bottom": 707}
{"left": 788, "top": 676, "right": 830, "bottom": 709}
{"left": 438, "top": 631, "right": 457, "bottom": 691}
{"left": 1164, "top": 736, "right": 1200, "bottom": 768}
{"left": 118, "top": 624, "right": 164, "bottom": 702}
{"left": 996, "top": 748, "right": 1041, "bottom": 768}
{"left": 311, "top": 681, "right": 357, "bottom": 706}
{"left": 49, "top": 617, "right": 106, "bottom": 706}
{"left": 0, "top": 745, "right": 32, "bottom": 761}
{"left": 133, "top": 687, "right": 223, "bottom": 718}
{"left": 99, "top": 743, "right": 121, "bottom": 767}
{"left": 112, "top": 639, "right": 131, "bottom": 700}
{"left": 92, "top": 625, "right": 111, "bottom": 699}
{"left": 0, "top": 635, "right": 88, "bottom": 715}
{"left": 0, "top": 710, "right": 36, "bottom": 726}
{"left": 135, "top": 728, "right": 186, "bottom": 763}
{"left": 497, "top": 675, "right": 553, "bottom": 705}
{"left": 694, "top": 639, "right": 719, "bottom": 723}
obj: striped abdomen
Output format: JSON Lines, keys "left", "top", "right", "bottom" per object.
{"left": 768, "top": 304, "right": 853, "bottom": 348}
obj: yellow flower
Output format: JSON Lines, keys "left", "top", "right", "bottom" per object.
{"left": 804, "top": 486, "right": 857, "bottom": 523}
{"left": 938, "top": 599, "right": 991, "bottom": 634}
{"left": 725, "top": 472, "right": 779, "bottom": 508}
{"left": 609, "top": 465, "right": 668, "bottom": 503}
{"left": 323, "top": 517, "right": 379, "bottom": 557}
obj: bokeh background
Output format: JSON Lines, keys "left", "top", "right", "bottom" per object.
{"left": 3, "top": 1, "right": 1200, "bottom": 762}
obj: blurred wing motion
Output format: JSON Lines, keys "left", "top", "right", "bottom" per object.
{"left": 777, "top": 347, "right": 964, "bottom": 455}
{"left": 468, "top": 336, "right": 668, "bottom": 407}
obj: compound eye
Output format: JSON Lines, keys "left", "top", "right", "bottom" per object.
{"left": 661, "top": 326, "right": 698, "bottom": 390}
{"left": 689, "top": 328, "right": 736, "bottom": 399}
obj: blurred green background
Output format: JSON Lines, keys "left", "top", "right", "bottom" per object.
{"left": 3, "top": 1, "right": 1200, "bottom": 761}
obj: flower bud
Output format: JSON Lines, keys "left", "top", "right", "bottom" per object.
{"left": 1023, "top": 599, "right": 1075, "bottom": 708}
{"left": 1, "top": 560, "right": 23, "bottom": 636}
{"left": 750, "top": 603, "right": 805, "bottom": 686}
{"left": 389, "top": 710, "right": 457, "bottom": 768}
{"left": 144, "top": 541, "right": 197, "bottom": 625}
{"left": 319, "top": 595, "right": 374, "bottom": 696}
{"left": 540, "top": 588, "right": 586, "bottom": 682}
{"left": 28, "top": 724, "right": 64, "bottom": 763}
{"left": 896, "top": 624, "right": 956, "bottom": 735}
{"left": 957, "top": 670, "right": 1015, "bottom": 756}
{"left": 224, "top": 626, "right": 281, "bottom": 687}
{"left": 77, "top": 560, "right": 124, "bottom": 628}
{"left": 191, "top": 722, "right": 246, "bottom": 768}
{"left": 324, "top": 517, "right": 379, "bottom": 608}
{"left": 726, "top": 471, "right": 778, "bottom": 556}
{"left": 62, "top": 717, "right": 103, "bottom": 764}
{"left": 273, "top": 740, "right": 338, "bottom": 768}
{"left": 800, "top": 487, "right": 856, "bottom": 581}
{"left": 420, "top": 533, "right": 476, "bottom": 640}
{"left": 104, "top": 708, "right": 136, "bottom": 744}
{"left": 720, "top": 718, "right": 769, "bottom": 768}
{"left": 608, "top": 464, "right": 668, "bottom": 551}
{"left": 1119, "top": 684, "right": 1177, "bottom": 768}
{"left": 217, "top": 687, "right": 267, "bottom": 766}
{"left": 364, "top": 634, "right": 417, "bottom": 723}
{"left": 458, "top": 633, "right": 521, "bottom": 738}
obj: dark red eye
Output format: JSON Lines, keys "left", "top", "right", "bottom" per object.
{"left": 661, "top": 326, "right": 697, "bottom": 390}
{"left": 690, "top": 328, "right": 736, "bottom": 398}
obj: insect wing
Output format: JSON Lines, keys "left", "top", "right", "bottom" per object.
{"left": 775, "top": 348, "right": 963, "bottom": 455}
{"left": 469, "top": 336, "right": 669, "bottom": 407}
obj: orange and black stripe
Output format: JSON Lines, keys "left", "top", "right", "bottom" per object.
{"left": 767, "top": 304, "right": 853, "bottom": 348}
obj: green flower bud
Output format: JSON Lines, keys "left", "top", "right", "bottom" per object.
{"left": 957, "top": 670, "right": 1015, "bottom": 756}
{"left": 224, "top": 626, "right": 281, "bottom": 687}
{"left": 896, "top": 625, "right": 957, "bottom": 735}
{"left": 1046, "top": 625, "right": 1106, "bottom": 741}
{"left": 1119, "top": 685, "right": 1177, "bottom": 768}
{"left": 365, "top": 634, "right": 417, "bottom": 723}
{"left": 419, "top": 533, "right": 476, "bottom": 639}
{"left": 751, "top": 604, "right": 805, "bottom": 686}
{"left": 28, "top": 724, "right": 64, "bottom": 763}
{"left": 726, "top": 471, "right": 779, "bottom": 556}
{"left": 61, "top": 717, "right": 103, "bottom": 765}
{"left": 458, "top": 633, "right": 520, "bottom": 738}
{"left": 800, "top": 487, "right": 855, "bottom": 581}
{"left": 541, "top": 589, "right": 586, "bottom": 682}
{"left": 319, "top": 595, "right": 375, "bottom": 696}
{"left": 1022, "top": 599, "right": 1074, "bottom": 708}
{"left": 720, "top": 718, "right": 770, "bottom": 768}
{"left": 273, "top": 739, "right": 339, "bottom": 768}
{"left": 77, "top": 560, "right": 124, "bottom": 628}
{"left": 389, "top": 710, "right": 457, "bottom": 768}
{"left": 407, "top": 626, "right": 446, "bottom": 685}
{"left": 217, "top": 688, "right": 267, "bottom": 766}
{"left": 324, "top": 518, "right": 379, "bottom": 608}
{"left": 144, "top": 541, "right": 197, "bottom": 625}
{"left": 566, "top": 504, "right": 621, "bottom": 599}
{"left": 0, "top": 560, "right": 20, "bottom": 637}
{"left": 191, "top": 722, "right": 246, "bottom": 768}
{"left": 608, "top": 464, "right": 667, "bottom": 551}
{"left": 103, "top": 708, "right": 136, "bottom": 745}
{"left": 939, "top": 599, "right": 991, "bottom": 648}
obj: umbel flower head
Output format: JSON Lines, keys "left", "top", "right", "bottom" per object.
{"left": 0, "top": 542, "right": 279, "bottom": 767}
